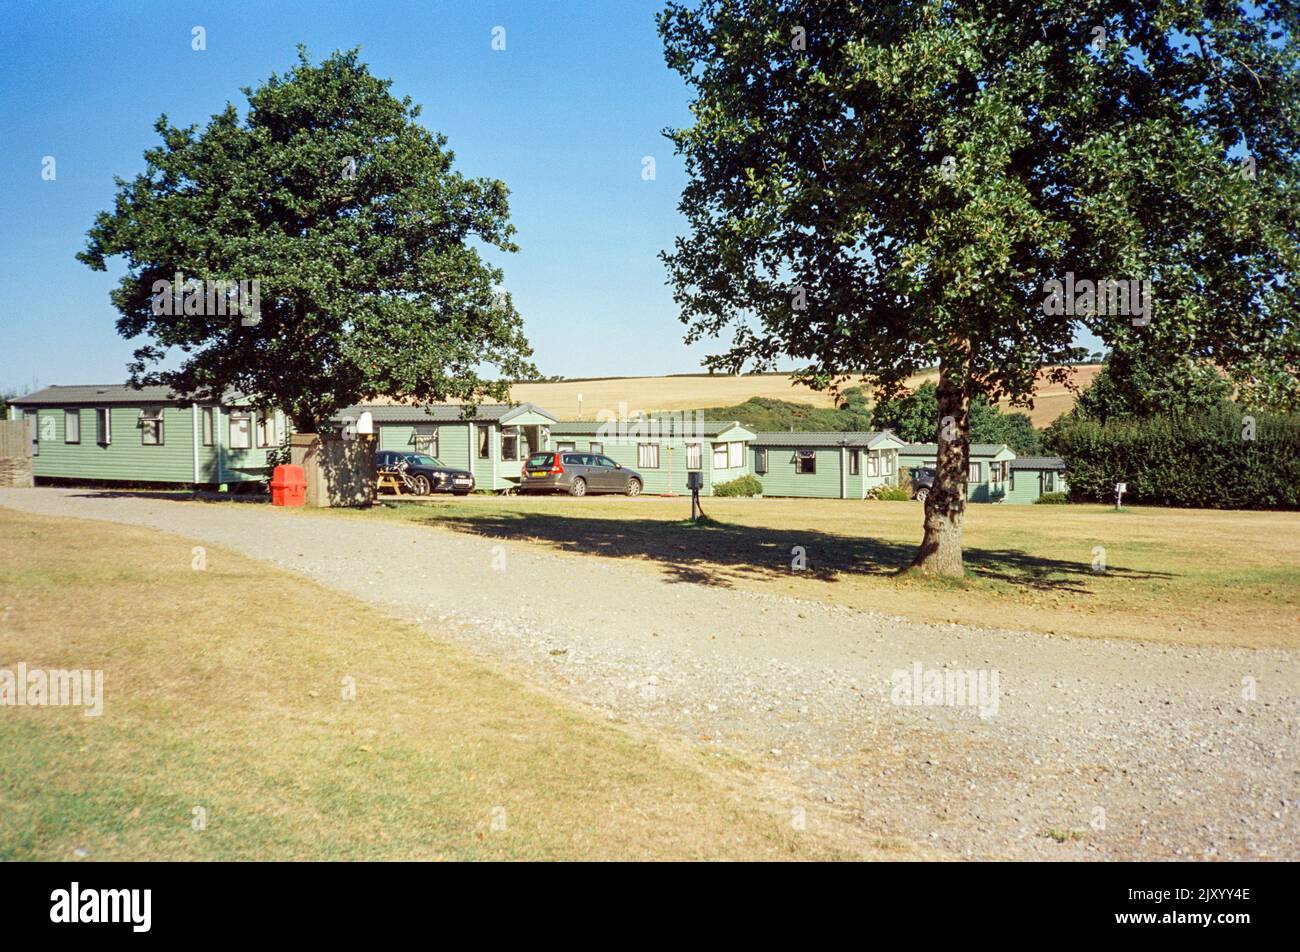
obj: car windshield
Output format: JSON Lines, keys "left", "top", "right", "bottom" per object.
{"left": 526, "top": 453, "right": 553, "bottom": 468}
{"left": 406, "top": 454, "right": 443, "bottom": 467}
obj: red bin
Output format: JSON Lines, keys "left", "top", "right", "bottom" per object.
{"left": 270, "top": 464, "right": 307, "bottom": 507}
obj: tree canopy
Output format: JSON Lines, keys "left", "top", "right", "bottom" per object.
{"left": 79, "top": 48, "right": 535, "bottom": 431}
{"left": 659, "top": 0, "right": 1300, "bottom": 573}
{"left": 1069, "top": 348, "right": 1233, "bottom": 424}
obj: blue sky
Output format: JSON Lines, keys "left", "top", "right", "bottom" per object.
{"left": 0, "top": 0, "right": 713, "bottom": 391}
{"left": 0, "top": 0, "right": 1104, "bottom": 394}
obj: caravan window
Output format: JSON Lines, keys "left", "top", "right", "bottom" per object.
{"left": 256, "top": 413, "right": 278, "bottom": 449}
{"left": 64, "top": 410, "right": 80, "bottom": 444}
{"left": 412, "top": 426, "right": 438, "bottom": 456}
{"left": 727, "top": 442, "right": 744, "bottom": 469}
{"left": 686, "top": 443, "right": 701, "bottom": 470}
{"left": 229, "top": 412, "right": 251, "bottom": 449}
{"left": 501, "top": 426, "right": 519, "bottom": 461}
{"left": 95, "top": 408, "right": 111, "bottom": 445}
{"left": 637, "top": 443, "right": 660, "bottom": 468}
{"left": 140, "top": 409, "right": 165, "bottom": 446}
{"left": 796, "top": 449, "right": 816, "bottom": 474}
{"left": 753, "top": 447, "right": 767, "bottom": 474}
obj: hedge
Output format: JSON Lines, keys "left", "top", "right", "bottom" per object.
{"left": 1047, "top": 407, "right": 1300, "bottom": 509}
{"left": 713, "top": 474, "right": 764, "bottom": 497}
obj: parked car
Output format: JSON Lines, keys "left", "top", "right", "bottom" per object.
{"left": 375, "top": 450, "right": 475, "bottom": 496}
{"left": 909, "top": 465, "right": 936, "bottom": 502}
{"left": 519, "top": 451, "right": 643, "bottom": 497}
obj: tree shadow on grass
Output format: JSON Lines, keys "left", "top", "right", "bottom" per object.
{"left": 409, "top": 510, "right": 1175, "bottom": 594}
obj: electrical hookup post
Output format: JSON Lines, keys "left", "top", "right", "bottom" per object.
{"left": 1115, "top": 481, "right": 1127, "bottom": 510}
{"left": 687, "top": 470, "right": 704, "bottom": 522}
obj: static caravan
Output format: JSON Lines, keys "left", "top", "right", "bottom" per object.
{"left": 340, "top": 402, "right": 558, "bottom": 492}
{"left": 1006, "top": 456, "right": 1069, "bottom": 503}
{"left": 8, "top": 384, "right": 285, "bottom": 488}
{"left": 547, "top": 418, "right": 755, "bottom": 495}
{"left": 898, "top": 442, "right": 1017, "bottom": 502}
{"left": 749, "top": 431, "right": 905, "bottom": 499}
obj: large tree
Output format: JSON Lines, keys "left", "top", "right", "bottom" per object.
{"left": 659, "top": 0, "right": 1300, "bottom": 575}
{"left": 1071, "top": 347, "right": 1233, "bottom": 423}
{"left": 873, "top": 381, "right": 1041, "bottom": 454}
{"left": 79, "top": 48, "right": 535, "bottom": 431}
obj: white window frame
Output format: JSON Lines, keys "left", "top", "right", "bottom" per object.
{"left": 256, "top": 412, "right": 279, "bottom": 449}
{"left": 637, "top": 443, "right": 660, "bottom": 469}
{"left": 867, "top": 453, "right": 878, "bottom": 477}
{"left": 883, "top": 452, "right": 894, "bottom": 475}
{"left": 556, "top": 441, "right": 576, "bottom": 452}
{"left": 712, "top": 443, "right": 728, "bottom": 469}
{"left": 412, "top": 425, "right": 439, "bottom": 456}
{"left": 201, "top": 407, "right": 214, "bottom": 446}
{"left": 753, "top": 447, "right": 767, "bottom": 474}
{"left": 589, "top": 442, "right": 603, "bottom": 454}
{"left": 686, "top": 442, "right": 702, "bottom": 470}
{"left": 796, "top": 449, "right": 816, "bottom": 474}
{"left": 968, "top": 461, "right": 982, "bottom": 482}
{"left": 140, "top": 408, "right": 165, "bottom": 446}
{"left": 64, "top": 409, "right": 80, "bottom": 444}
{"left": 727, "top": 441, "right": 744, "bottom": 469}
{"left": 229, "top": 411, "right": 252, "bottom": 450}
{"left": 95, "top": 408, "right": 111, "bottom": 445}
{"left": 501, "top": 426, "right": 520, "bottom": 461}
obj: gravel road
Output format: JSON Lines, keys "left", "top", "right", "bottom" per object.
{"left": 2, "top": 487, "right": 1296, "bottom": 860}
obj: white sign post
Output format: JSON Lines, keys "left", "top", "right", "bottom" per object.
{"left": 1115, "top": 482, "right": 1127, "bottom": 509}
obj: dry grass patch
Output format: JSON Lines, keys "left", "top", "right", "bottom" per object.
{"left": 0, "top": 509, "right": 867, "bottom": 861}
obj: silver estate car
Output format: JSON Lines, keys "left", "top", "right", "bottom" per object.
{"left": 520, "top": 451, "right": 643, "bottom": 496}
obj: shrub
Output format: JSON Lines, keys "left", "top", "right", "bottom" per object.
{"left": 1047, "top": 406, "right": 1300, "bottom": 509}
{"left": 1035, "top": 491, "right": 1069, "bottom": 504}
{"left": 713, "top": 474, "right": 764, "bottom": 497}
{"left": 868, "top": 484, "right": 911, "bottom": 501}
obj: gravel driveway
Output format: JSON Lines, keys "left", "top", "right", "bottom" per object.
{"left": 2, "top": 487, "right": 1296, "bottom": 860}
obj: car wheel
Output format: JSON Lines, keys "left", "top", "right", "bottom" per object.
{"left": 625, "top": 478, "right": 642, "bottom": 497}
{"left": 413, "top": 474, "right": 431, "bottom": 496}
{"left": 914, "top": 487, "right": 929, "bottom": 503}
{"left": 568, "top": 477, "right": 587, "bottom": 497}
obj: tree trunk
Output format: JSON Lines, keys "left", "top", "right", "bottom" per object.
{"left": 912, "top": 367, "right": 969, "bottom": 577}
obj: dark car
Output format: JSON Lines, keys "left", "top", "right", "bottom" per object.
{"left": 376, "top": 450, "right": 475, "bottom": 496}
{"left": 519, "top": 451, "right": 643, "bottom": 497}
{"left": 909, "top": 465, "right": 936, "bottom": 502}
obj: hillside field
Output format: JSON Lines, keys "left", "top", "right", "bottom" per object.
{"left": 507, "top": 366, "right": 1101, "bottom": 427}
